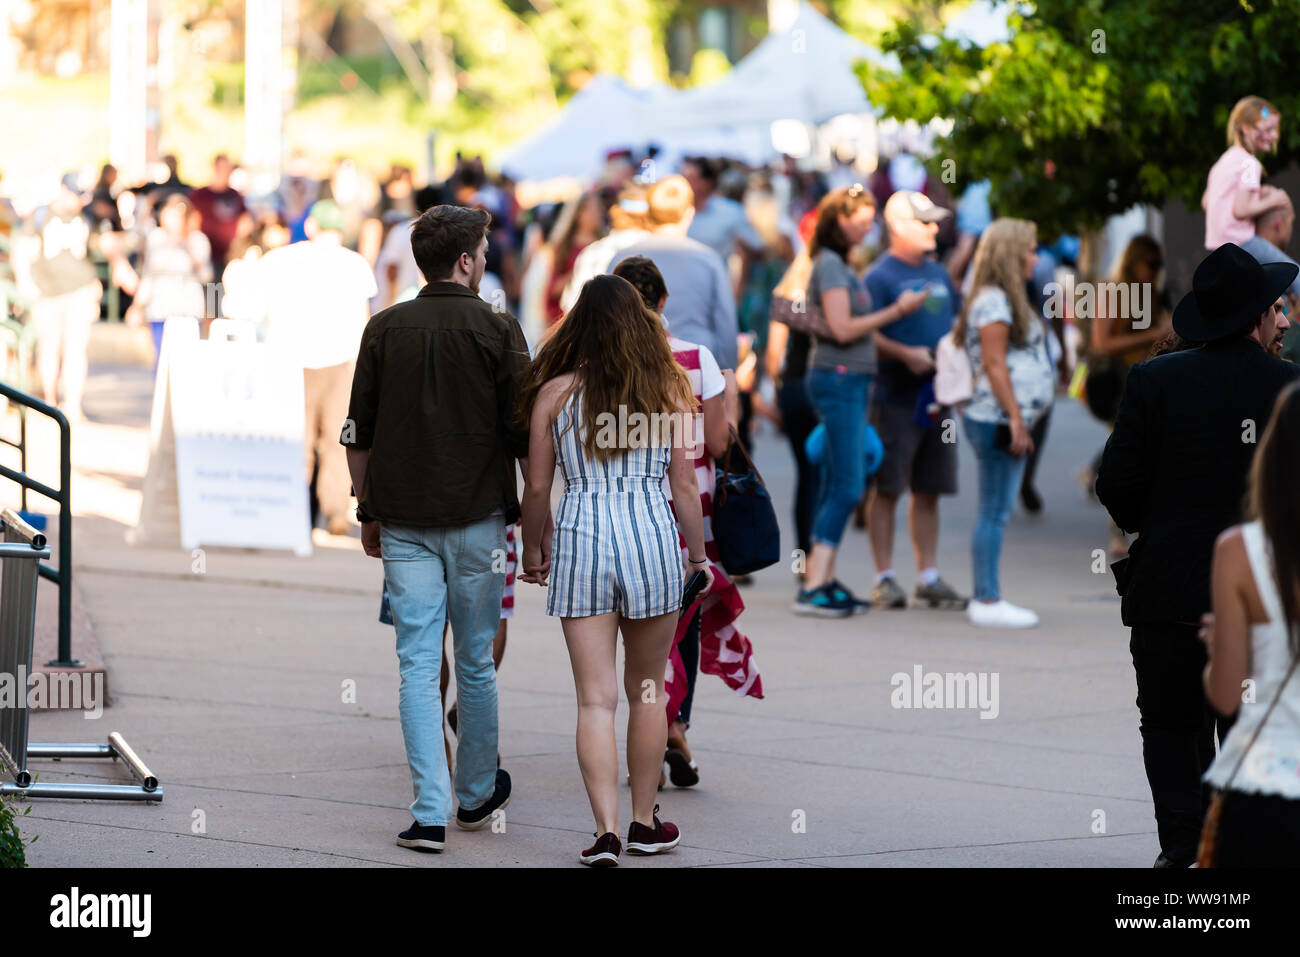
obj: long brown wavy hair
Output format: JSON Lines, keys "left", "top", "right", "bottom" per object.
{"left": 1248, "top": 380, "right": 1300, "bottom": 656}
{"left": 516, "top": 274, "right": 695, "bottom": 461}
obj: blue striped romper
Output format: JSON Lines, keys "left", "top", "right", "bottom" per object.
{"left": 546, "top": 389, "right": 684, "bottom": 619}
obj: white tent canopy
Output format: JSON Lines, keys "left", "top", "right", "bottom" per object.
{"left": 494, "top": 3, "right": 909, "bottom": 182}
{"left": 943, "top": 0, "right": 1013, "bottom": 46}
{"left": 645, "top": 2, "right": 891, "bottom": 135}
{"left": 496, "top": 74, "right": 671, "bottom": 183}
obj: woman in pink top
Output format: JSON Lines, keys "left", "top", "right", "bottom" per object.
{"left": 1204, "top": 95, "right": 1300, "bottom": 298}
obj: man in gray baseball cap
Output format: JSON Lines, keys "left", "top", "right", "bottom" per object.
{"left": 864, "top": 190, "right": 965, "bottom": 613}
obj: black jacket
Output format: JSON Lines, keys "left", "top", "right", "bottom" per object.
{"left": 1097, "top": 336, "right": 1300, "bottom": 625}
{"left": 342, "top": 281, "right": 531, "bottom": 527}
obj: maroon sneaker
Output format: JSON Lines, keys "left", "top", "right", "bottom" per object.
{"left": 626, "top": 805, "right": 680, "bottom": 854}
{"left": 579, "top": 832, "right": 621, "bottom": 867}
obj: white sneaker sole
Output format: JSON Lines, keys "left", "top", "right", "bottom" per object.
{"left": 454, "top": 794, "right": 510, "bottom": 830}
{"left": 790, "top": 602, "right": 851, "bottom": 618}
{"left": 396, "top": 836, "right": 445, "bottom": 851}
{"left": 626, "top": 834, "right": 681, "bottom": 855}
{"left": 967, "top": 614, "right": 1038, "bottom": 629}
{"left": 580, "top": 850, "right": 620, "bottom": 866}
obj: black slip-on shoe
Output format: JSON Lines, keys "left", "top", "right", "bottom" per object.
{"left": 664, "top": 748, "right": 700, "bottom": 787}
{"left": 396, "top": 821, "right": 446, "bottom": 852}
{"left": 455, "top": 768, "right": 511, "bottom": 830}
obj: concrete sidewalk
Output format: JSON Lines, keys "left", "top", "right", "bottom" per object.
{"left": 14, "top": 360, "right": 1155, "bottom": 867}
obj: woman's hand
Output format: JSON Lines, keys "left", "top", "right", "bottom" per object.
{"left": 521, "top": 545, "right": 549, "bottom": 586}
{"left": 1008, "top": 415, "right": 1033, "bottom": 457}
{"left": 1198, "top": 612, "right": 1216, "bottom": 654}
{"left": 686, "top": 559, "right": 716, "bottom": 603}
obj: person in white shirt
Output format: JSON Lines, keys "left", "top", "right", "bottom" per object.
{"left": 259, "top": 200, "right": 377, "bottom": 535}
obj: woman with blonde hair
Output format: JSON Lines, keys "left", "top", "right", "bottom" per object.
{"left": 518, "top": 273, "right": 713, "bottom": 866}
{"left": 1204, "top": 95, "right": 1300, "bottom": 299}
{"left": 955, "top": 218, "right": 1055, "bottom": 628}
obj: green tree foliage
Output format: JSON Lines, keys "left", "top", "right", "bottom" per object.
{"left": 362, "top": 0, "right": 681, "bottom": 163}
{"left": 0, "top": 793, "right": 35, "bottom": 868}
{"left": 859, "top": 0, "right": 1300, "bottom": 237}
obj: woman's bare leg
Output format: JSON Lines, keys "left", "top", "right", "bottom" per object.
{"left": 561, "top": 613, "right": 621, "bottom": 836}
{"left": 620, "top": 611, "right": 677, "bottom": 827}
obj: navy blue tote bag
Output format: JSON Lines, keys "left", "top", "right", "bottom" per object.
{"left": 712, "top": 430, "right": 781, "bottom": 575}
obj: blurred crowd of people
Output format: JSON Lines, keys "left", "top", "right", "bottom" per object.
{"left": 6, "top": 91, "right": 1300, "bottom": 867}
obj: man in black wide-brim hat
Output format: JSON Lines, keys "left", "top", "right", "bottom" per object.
{"left": 1097, "top": 242, "right": 1300, "bottom": 867}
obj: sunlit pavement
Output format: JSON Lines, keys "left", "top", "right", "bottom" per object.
{"left": 14, "top": 358, "right": 1155, "bottom": 867}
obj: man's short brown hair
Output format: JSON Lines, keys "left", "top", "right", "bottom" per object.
{"left": 410, "top": 204, "right": 492, "bottom": 281}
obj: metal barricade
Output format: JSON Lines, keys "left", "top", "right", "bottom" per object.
{"left": 0, "top": 379, "right": 78, "bottom": 667}
{"left": 0, "top": 509, "right": 161, "bottom": 802}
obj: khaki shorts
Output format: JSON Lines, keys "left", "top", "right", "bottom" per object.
{"left": 869, "top": 399, "right": 959, "bottom": 497}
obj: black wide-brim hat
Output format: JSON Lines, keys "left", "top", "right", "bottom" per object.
{"left": 1173, "top": 242, "right": 1298, "bottom": 343}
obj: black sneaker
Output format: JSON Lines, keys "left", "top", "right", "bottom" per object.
{"left": 455, "top": 768, "right": 511, "bottom": 830}
{"left": 827, "top": 579, "right": 871, "bottom": 615}
{"left": 1020, "top": 483, "right": 1043, "bottom": 514}
{"left": 792, "top": 584, "right": 853, "bottom": 617}
{"left": 396, "top": 821, "right": 446, "bottom": 852}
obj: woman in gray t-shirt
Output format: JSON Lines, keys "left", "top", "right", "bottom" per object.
{"left": 794, "top": 186, "right": 926, "bottom": 617}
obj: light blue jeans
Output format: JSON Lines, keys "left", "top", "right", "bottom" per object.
{"left": 963, "top": 416, "right": 1029, "bottom": 602}
{"left": 1241, "top": 233, "right": 1300, "bottom": 300}
{"left": 381, "top": 515, "right": 505, "bottom": 826}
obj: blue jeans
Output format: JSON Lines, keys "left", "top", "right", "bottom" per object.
{"left": 964, "top": 416, "right": 1029, "bottom": 602}
{"left": 381, "top": 515, "right": 505, "bottom": 825}
{"left": 1242, "top": 234, "right": 1300, "bottom": 300}
{"left": 807, "top": 368, "right": 871, "bottom": 549}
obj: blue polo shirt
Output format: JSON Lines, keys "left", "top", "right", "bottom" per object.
{"left": 865, "top": 253, "right": 960, "bottom": 407}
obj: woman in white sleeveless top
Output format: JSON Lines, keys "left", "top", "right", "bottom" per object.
{"left": 1204, "top": 381, "right": 1300, "bottom": 866}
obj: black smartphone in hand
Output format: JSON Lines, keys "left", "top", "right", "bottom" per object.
{"left": 681, "top": 569, "right": 708, "bottom": 617}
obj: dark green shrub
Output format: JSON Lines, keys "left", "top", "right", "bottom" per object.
{"left": 0, "top": 792, "right": 35, "bottom": 868}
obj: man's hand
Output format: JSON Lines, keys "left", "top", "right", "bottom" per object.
{"left": 896, "top": 288, "right": 930, "bottom": 316}
{"left": 1198, "top": 612, "right": 1215, "bottom": 654}
{"left": 361, "top": 520, "right": 382, "bottom": 558}
{"left": 901, "top": 344, "right": 936, "bottom": 376}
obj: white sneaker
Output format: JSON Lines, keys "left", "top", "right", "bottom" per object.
{"left": 967, "top": 599, "right": 1039, "bottom": 628}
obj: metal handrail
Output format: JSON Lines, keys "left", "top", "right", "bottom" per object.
{"left": 0, "top": 507, "right": 161, "bottom": 802}
{"left": 0, "top": 381, "right": 77, "bottom": 666}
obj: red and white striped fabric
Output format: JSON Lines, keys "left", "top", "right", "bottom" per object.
{"left": 662, "top": 338, "right": 763, "bottom": 724}
{"left": 500, "top": 523, "right": 516, "bottom": 620}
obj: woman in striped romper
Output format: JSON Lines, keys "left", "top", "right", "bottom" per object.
{"left": 518, "top": 274, "right": 713, "bottom": 866}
